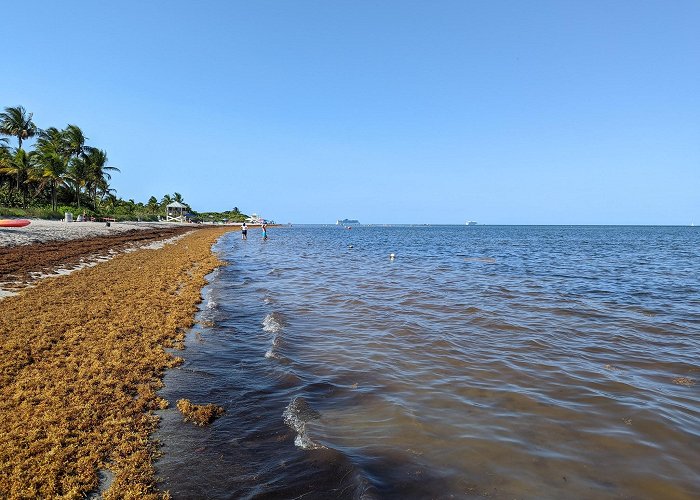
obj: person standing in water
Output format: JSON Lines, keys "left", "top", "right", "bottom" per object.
{"left": 241, "top": 222, "right": 248, "bottom": 240}
{"left": 262, "top": 223, "right": 268, "bottom": 240}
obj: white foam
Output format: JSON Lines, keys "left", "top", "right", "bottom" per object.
{"left": 204, "top": 289, "right": 217, "bottom": 309}
{"left": 282, "top": 398, "right": 325, "bottom": 450}
{"left": 262, "top": 312, "right": 284, "bottom": 333}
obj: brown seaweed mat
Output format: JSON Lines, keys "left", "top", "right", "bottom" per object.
{"left": 0, "top": 226, "right": 232, "bottom": 498}
{"left": 0, "top": 226, "right": 197, "bottom": 289}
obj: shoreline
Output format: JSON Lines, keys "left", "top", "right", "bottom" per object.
{"left": 0, "top": 219, "right": 197, "bottom": 248}
{"left": 0, "top": 226, "right": 234, "bottom": 497}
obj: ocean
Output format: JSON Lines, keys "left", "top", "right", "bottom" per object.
{"left": 155, "top": 225, "right": 700, "bottom": 499}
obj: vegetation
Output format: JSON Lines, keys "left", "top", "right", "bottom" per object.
{"left": 176, "top": 399, "right": 225, "bottom": 426}
{"left": 0, "top": 227, "right": 230, "bottom": 498}
{"left": 0, "top": 105, "right": 248, "bottom": 222}
{"left": 194, "top": 206, "right": 248, "bottom": 224}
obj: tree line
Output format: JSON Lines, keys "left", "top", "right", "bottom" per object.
{"left": 0, "top": 105, "right": 247, "bottom": 222}
{"left": 0, "top": 105, "right": 118, "bottom": 212}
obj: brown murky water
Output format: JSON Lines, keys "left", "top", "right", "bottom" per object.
{"left": 157, "top": 226, "right": 699, "bottom": 498}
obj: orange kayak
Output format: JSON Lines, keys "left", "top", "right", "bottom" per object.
{"left": 0, "top": 219, "right": 31, "bottom": 228}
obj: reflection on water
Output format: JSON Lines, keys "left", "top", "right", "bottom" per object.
{"left": 156, "top": 226, "right": 700, "bottom": 498}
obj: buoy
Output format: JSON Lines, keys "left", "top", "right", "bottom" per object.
{"left": 389, "top": 253, "right": 395, "bottom": 260}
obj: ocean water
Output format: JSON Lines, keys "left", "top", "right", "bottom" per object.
{"left": 156, "top": 225, "right": 700, "bottom": 499}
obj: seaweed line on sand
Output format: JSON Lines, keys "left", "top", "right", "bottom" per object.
{"left": 0, "top": 226, "right": 233, "bottom": 499}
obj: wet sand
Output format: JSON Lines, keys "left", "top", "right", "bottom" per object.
{"left": 0, "top": 225, "right": 233, "bottom": 498}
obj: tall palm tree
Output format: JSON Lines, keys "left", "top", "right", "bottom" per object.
{"left": 33, "top": 127, "right": 71, "bottom": 211}
{"left": 0, "top": 147, "right": 34, "bottom": 195}
{"left": 0, "top": 106, "right": 37, "bottom": 150}
{"left": 62, "top": 125, "right": 88, "bottom": 208}
{"left": 69, "top": 156, "right": 89, "bottom": 209}
{"left": 83, "top": 148, "right": 118, "bottom": 208}
{"left": 63, "top": 124, "right": 87, "bottom": 158}
{"left": 0, "top": 149, "right": 35, "bottom": 206}
{"left": 147, "top": 196, "right": 159, "bottom": 212}
{"left": 0, "top": 139, "right": 13, "bottom": 190}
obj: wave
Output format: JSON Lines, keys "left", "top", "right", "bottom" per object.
{"left": 204, "top": 289, "right": 217, "bottom": 309}
{"left": 262, "top": 312, "right": 286, "bottom": 333}
{"left": 282, "top": 397, "right": 325, "bottom": 450}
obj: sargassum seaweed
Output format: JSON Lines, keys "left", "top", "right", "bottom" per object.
{"left": 176, "top": 398, "right": 225, "bottom": 426}
{"left": 0, "top": 226, "right": 232, "bottom": 499}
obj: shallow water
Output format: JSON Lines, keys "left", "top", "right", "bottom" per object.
{"left": 156, "top": 225, "right": 700, "bottom": 498}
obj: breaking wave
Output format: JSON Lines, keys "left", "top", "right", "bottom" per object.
{"left": 282, "top": 397, "right": 325, "bottom": 450}
{"left": 262, "top": 312, "right": 286, "bottom": 333}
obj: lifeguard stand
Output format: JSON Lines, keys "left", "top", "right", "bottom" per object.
{"left": 166, "top": 201, "right": 187, "bottom": 222}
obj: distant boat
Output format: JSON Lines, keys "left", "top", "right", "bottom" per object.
{"left": 466, "top": 221, "right": 478, "bottom": 226}
{"left": 337, "top": 219, "right": 360, "bottom": 225}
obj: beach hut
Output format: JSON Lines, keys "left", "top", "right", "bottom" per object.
{"left": 166, "top": 201, "right": 187, "bottom": 222}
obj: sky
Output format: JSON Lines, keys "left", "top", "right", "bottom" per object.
{"left": 2, "top": 0, "right": 698, "bottom": 224}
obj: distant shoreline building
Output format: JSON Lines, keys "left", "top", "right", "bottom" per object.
{"left": 245, "top": 213, "right": 266, "bottom": 224}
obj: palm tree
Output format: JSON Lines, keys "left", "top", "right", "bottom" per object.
{"left": 0, "top": 106, "right": 37, "bottom": 150}
{"left": 0, "top": 139, "right": 13, "bottom": 191}
{"left": 0, "top": 149, "right": 35, "bottom": 206}
{"left": 69, "top": 156, "right": 89, "bottom": 209}
{"left": 98, "top": 186, "right": 118, "bottom": 210}
{"left": 63, "top": 124, "right": 87, "bottom": 158}
{"left": 83, "top": 148, "right": 118, "bottom": 208}
{"left": 0, "top": 148, "right": 34, "bottom": 197}
{"left": 33, "top": 127, "right": 71, "bottom": 211}
{"left": 147, "top": 196, "right": 159, "bottom": 212}
{"left": 62, "top": 125, "right": 89, "bottom": 209}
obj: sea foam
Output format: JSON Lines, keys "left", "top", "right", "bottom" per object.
{"left": 282, "top": 397, "right": 325, "bottom": 450}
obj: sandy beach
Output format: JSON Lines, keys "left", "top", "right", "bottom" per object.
{"left": 0, "top": 221, "right": 208, "bottom": 298}
{"left": 0, "top": 219, "right": 189, "bottom": 247}
{"left": 0, "top": 224, "right": 234, "bottom": 498}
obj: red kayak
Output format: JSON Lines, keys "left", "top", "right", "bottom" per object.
{"left": 0, "top": 219, "right": 31, "bottom": 228}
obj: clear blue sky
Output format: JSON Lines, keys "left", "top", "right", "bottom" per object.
{"left": 3, "top": 1, "right": 698, "bottom": 224}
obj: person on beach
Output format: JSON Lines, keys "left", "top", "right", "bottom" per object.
{"left": 241, "top": 222, "right": 247, "bottom": 240}
{"left": 262, "top": 223, "right": 268, "bottom": 240}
